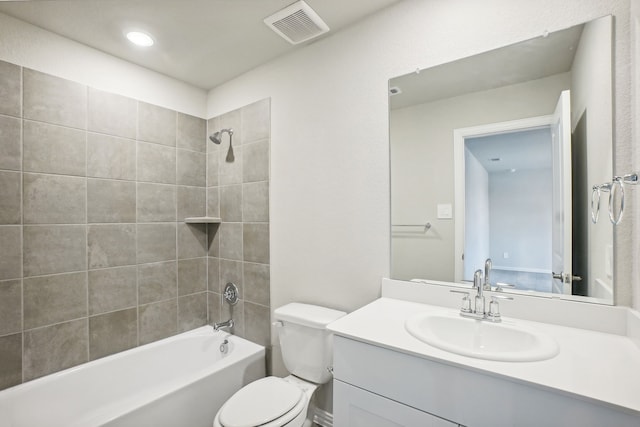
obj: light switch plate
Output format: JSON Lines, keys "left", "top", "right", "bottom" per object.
{"left": 437, "top": 204, "right": 452, "bottom": 219}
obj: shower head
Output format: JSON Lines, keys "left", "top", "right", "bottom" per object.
{"left": 209, "top": 132, "right": 221, "bottom": 144}
{"left": 209, "top": 128, "right": 234, "bottom": 144}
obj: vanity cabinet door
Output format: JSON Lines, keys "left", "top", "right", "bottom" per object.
{"left": 334, "top": 380, "right": 458, "bottom": 427}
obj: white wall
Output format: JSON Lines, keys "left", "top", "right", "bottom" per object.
{"left": 390, "top": 74, "right": 567, "bottom": 283}
{"left": 570, "top": 16, "right": 614, "bottom": 295}
{"left": 489, "top": 169, "right": 553, "bottom": 271}
{"left": 389, "top": 99, "right": 456, "bottom": 282}
{"left": 206, "top": 0, "right": 631, "bottom": 313}
{"left": 0, "top": 12, "right": 207, "bottom": 117}
{"left": 631, "top": 1, "right": 640, "bottom": 311}
{"left": 464, "top": 150, "right": 490, "bottom": 281}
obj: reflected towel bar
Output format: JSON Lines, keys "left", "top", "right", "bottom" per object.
{"left": 392, "top": 222, "right": 432, "bottom": 232}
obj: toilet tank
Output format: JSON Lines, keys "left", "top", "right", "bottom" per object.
{"left": 274, "top": 303, "right": 346, "bottom": 384}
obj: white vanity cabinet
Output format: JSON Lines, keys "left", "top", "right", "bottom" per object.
{"left": 333, "top": 336, "right": 463, "bottom": 427}
{"left": 332, "top": 335, "right": 639, "bottom": 427}
{"left": 334, "top": 380, "right": 459, "bottom": 426}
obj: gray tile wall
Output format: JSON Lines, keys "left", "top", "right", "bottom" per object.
{"left": 0, "top": 61, "right": 210, "bottom": 390}
{"left": 207, "top": 99, "right": 272, "bottom": 368}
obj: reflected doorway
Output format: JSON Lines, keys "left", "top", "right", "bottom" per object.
{"left": 463, "top": 126, "right": 554, "bottom": 292}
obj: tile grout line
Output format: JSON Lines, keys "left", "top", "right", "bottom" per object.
{"left": 205, "top": 116, "right": 210, "bottom": 325}
{"left": 175, "top": 111, "right": 179, "bottom": 334}
{"left": 85, "top": 84, "right": 90, "bottom": 363}
{"left": 135, "top": 100, "right": 140, "bottom": 348}
{"left": 20, "top": 64, "right": 25, "bottom": 385}
{"left": 240, "top": 108, "right": 246, "bottom": 334}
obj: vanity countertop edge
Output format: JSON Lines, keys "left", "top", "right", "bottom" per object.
{"left": 327, "top": 296, "right": 640, "bottom": 417}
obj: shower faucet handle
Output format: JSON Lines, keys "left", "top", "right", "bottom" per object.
{"left": 223, "top": 282, "right": 239, "bottom": 305}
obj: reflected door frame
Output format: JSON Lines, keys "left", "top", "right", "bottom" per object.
{"left": 452, "top": 115, "right": 554, "bottom": 283}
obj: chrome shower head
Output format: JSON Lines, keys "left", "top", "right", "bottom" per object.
{"left": 209, "top": 132, "right": 222, "bottom": 144}
{"left": 209, "top": 128, "right": 233, "bottom": 144}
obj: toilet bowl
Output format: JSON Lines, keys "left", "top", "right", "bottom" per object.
{"left": 212, "top": 303, "right": 346, "bottom": 427}
{"left": 213, "top": 376, "right": 317, "bottom": 427}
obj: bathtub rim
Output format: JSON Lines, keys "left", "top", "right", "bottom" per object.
{"left": 0, "top": 326, "right": 266, "bottom": 427}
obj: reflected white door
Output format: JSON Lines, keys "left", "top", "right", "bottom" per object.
{"left": 551, "top": 90, "right": 572, "bottom": 294}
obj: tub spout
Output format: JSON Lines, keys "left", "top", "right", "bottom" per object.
{"left": 213, "top": 319, "right": 234, "bottom": 331}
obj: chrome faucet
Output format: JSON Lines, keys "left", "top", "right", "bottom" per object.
{"left": 450, "top": 268, "right": 513, "bottom": 322}
{"left": 473, "top": 269, "right": 485, "bottom": 315}
{"left": 213, "top": 319, "right": 234, "bottom": 331}
{"left": 483, "top": 258, "right": 492, "bottom": 290}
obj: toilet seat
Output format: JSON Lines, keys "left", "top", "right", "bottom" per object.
{"left": 215, "top": 377, "right": 307, "bottom": 427}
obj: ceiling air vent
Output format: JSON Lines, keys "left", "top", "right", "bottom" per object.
{"left": 264, "top": 0, "right": 330, "bottom": 45}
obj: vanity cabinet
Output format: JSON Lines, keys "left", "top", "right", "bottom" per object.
{"left": 334, "top": 380, "right": 460, "bottom": 426}
{"left": 332, "top": 335, "right": 639, "bottom": 427}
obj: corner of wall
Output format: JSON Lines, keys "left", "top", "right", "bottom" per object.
{"left": 631, "top": 7, "right": 640, "bottom": 311}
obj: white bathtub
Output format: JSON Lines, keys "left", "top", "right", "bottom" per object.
{"left": 0, "top": 326, "right": 265, "bottom": 427}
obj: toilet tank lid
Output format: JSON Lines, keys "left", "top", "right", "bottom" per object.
{"left": 274, "top": 303, "right": 346, "bottom": 329}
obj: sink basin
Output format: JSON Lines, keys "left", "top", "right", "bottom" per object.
{"left": 405, "top": 312, "right": 559, "bottom": 362}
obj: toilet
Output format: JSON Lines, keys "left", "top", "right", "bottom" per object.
{"left": 213, "top": 303, "right": 346, "bottom": 427}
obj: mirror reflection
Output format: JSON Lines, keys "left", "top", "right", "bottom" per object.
{"left": 390, "top": 16, "right": 613, "bottom": 304}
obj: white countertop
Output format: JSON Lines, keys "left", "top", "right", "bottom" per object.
{"left": 328, "top": 297, "right": 640, "bottom": 416}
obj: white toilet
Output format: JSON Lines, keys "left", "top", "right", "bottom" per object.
{"left": 213, "top": 303, "right": 346, "bottom": 427}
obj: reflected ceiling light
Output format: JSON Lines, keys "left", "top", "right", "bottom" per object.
{"left": 126, "top": 31, "right": 154, "bottom": 47}
{"left": 389, "top": 86, "right": 402, "bottom": 96}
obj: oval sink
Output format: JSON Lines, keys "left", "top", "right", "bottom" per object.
{"left": 405, "top": 312, "right": 559, "bottom": 362}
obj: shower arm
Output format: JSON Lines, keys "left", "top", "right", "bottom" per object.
{"left": 209, "top": 128, "right": 234, "bottom": 144}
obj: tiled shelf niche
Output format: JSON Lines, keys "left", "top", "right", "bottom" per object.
{"left": 184, "top": 216, "right": 221, "bottom": 224}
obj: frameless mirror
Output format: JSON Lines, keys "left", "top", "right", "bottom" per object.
{"left": 389, "top": 15, "right": 614, "bottom": 304}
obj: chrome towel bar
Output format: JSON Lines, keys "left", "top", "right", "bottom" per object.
{"left": 392, "top": 222, "right": 432, "bottom": 232}
{"left": 591, "top": 173, "right": 638, "bottom": 225}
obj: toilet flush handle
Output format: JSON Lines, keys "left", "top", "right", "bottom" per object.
{"left": 272, "top": 321, "right": 283, "bottom": 328}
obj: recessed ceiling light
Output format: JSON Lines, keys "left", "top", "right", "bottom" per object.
{"left": 126, "top": 31, "right": 154, "bottom": 47}
{"left": 389, "top": 86, "right": 402, "bottom": 96}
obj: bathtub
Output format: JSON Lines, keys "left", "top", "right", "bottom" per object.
{"left": 0, "top": 326, "right": 265, "bottom": 427}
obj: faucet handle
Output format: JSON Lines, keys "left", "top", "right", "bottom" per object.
{"left": 486, "top": 295, "right": 513, "bottom": 322}
{"left": 450, "top": 290, "right": 472, "bottom": 313}
{"left": 493, "top": 282, "right": 515, "bottom": 292}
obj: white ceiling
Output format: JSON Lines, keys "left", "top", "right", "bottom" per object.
{"left": 466, "top": 127, "right": 553, "bottom": 173}
{"left": 390, "top": 23, "right": 583, "bottom": 110}
{"left": 0, "top": 0, "right": 400, "bottom": 90}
